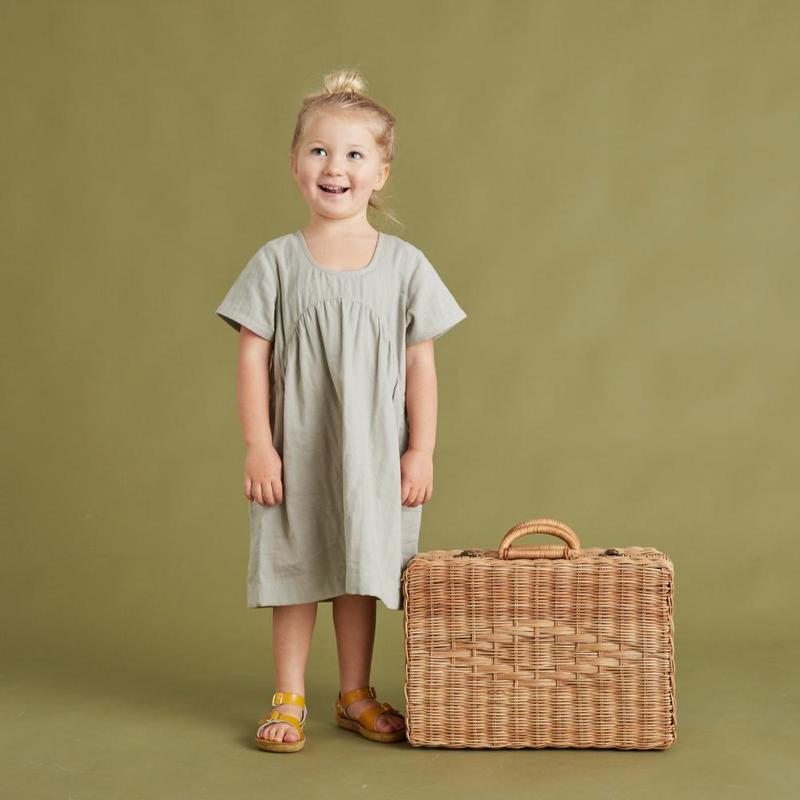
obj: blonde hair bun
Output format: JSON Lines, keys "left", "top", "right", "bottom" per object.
{"left": 322, "top": 69, "right": 367, "bottom": 97}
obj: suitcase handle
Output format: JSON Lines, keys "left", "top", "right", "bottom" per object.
{"left": 498, "top": 518, "right": 581, "bottom": 560}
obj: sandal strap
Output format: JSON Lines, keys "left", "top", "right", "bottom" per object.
{"left": 356, "top": 701, "right": 398, "bottom": 732}
{"left": 256, "top": 709, "right": 307, "bottom": 739}
{"left": 272, "top": 691, "right": 305, "bottom": 707}
{"left": 338, "top": 685, "right": 376, "bottom": 707}
{"left": 258, "top": 710, "right": 302, "bottom": 728}
{"left": 337, "top": 686, "right": 402, "bottom": 732}
{"left": 259, "top": 691, "right": 308, "bottom": 733}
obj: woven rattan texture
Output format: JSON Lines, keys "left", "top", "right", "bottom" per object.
{"left": 402, "top": 546, "right": 676, "bottom": 749}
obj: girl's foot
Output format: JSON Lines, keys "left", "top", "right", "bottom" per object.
{"left": 341, "top": 695, "right": 405, "bottom": 733}
{"left": 257, "top": 702, "right": 304, "bottom": 743}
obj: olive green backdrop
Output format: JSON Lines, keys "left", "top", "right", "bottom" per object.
{"left": 2, "top": 0, "right": 797, "bottom": 797}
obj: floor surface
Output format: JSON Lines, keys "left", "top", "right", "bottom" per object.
{"left": 2, "top": 638, "right": 796, "bottom": 799}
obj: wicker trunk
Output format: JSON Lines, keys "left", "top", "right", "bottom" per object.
{"left": 402, "top": 519, "right": 677, "bottom": 749}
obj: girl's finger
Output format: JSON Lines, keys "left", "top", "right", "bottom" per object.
{"left": 272, "top": 479, "right": 283, "bottom": 504}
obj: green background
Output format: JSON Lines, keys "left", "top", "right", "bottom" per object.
{"left": 2, "top": 0, "right": 797, "bottom": 797}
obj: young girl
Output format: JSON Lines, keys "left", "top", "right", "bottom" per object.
{"left": 215, "top": 70, "right": 467, "bottom": 753}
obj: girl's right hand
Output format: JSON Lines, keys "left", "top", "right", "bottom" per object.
{"left": 244, "top": 442, "right": 284, "bottom": 506}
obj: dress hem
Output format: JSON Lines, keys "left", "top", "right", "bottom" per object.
{"left": 247, "top": 576, "right": 404, "bottom": 611}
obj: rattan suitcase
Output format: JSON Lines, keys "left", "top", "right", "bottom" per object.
{"left": 402, "top": 518, "right": 676, "bottom": 749}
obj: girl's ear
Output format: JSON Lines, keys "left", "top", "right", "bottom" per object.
{"left": 376, "top": 162, "right": 390, "bottom": 190}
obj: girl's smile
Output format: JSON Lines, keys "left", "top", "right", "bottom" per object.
{"left": 318, "top": 183, "right": 350, "bottom": 195}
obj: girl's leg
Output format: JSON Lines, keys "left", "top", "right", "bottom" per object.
{"left": 259, "top": 601, "right": 318, "bottom": 743}
{"left": 331, "top": 593, "right": 405, "bottom": 732}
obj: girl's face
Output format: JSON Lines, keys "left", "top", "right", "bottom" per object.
{"left": 291, "top": 110, "right": 389, "bottom": 223}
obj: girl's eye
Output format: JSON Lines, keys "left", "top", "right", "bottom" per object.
{"left": 310, "top": 147, "right": 363, "bottom": 160}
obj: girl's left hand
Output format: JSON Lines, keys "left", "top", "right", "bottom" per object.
{"left": 400, "top": 448, "right": 433, "bottom": 506}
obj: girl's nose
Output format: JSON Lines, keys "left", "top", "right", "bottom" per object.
{"left": 325, "top": 158, "right": 346, "bottom": 174}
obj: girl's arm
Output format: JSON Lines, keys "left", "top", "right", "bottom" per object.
{"left": 238, "top": 326, "right": 283, "bottom": 505}
{"left": 237, "top": 327, "right": 274, "bottom": 446}
{"left": 402, "top": 340, "right": 437, "bottom": 505}
{"left": 405, "top": 340, "right": 437, "bottom": 454}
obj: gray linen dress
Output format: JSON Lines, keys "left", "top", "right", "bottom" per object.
{"left": 215, "top": 229, "right": 467, "bottom": 610}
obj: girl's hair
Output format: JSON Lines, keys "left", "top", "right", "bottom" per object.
{"left": 290, "top": 69, "right": 401, "bottom": 228}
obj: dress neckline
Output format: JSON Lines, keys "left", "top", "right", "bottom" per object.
{"left": 295, "top": 229, "right": 383, "bottom": 276}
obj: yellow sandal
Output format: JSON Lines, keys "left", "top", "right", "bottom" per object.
{"left": 255, "top": 691, "right": 307, "bottom": 752}
{"left": 335, "top": 685, "right": 406, "bottom": 743}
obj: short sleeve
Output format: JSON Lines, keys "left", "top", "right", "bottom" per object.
{"left": 215, "top": 246, "right": 277, "bottom": 342}
{"left": 405, "top": 250, "right": 467, "bottom": 345}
